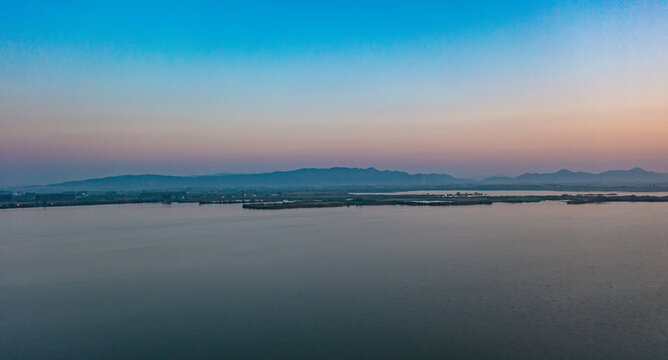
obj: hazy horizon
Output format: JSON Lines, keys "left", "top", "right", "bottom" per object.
{"left": 5, "top": 163, "right": 668, "bottom": 188}
{"left": 2, "top": 1, "right": 667, "bottom": 186}
{"left": 3, "top": 164, "right": 667, "bottom": 188}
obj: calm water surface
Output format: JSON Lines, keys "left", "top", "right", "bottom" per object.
{"left": 2, "top": 202, "right": 668, "bottom": 359}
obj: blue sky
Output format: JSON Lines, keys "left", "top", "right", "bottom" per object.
{"left": 1, "top": 1, "right": 667, "bottom": 185}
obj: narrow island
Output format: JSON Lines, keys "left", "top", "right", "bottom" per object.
{"left": 2, "top": 190, "right": 667, "bottom": 210}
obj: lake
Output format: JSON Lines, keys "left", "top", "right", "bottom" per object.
{"left": 2, "top": 202, "right": 668, "bottom": 359}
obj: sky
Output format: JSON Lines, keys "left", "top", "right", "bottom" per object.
{"left": 1, "top": 0, "right": 667, "bottom": 186}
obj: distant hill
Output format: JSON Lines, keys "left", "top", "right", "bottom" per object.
{"left": 12, "top": 167, "right": 668, "bottom": 192}
{"left": 28, "top": 167, "right": 470, "bottom": 192}
{"left": 481, "top": 167, "right": 668, "bottom": 185}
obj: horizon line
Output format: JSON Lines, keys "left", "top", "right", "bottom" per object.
{"left": 4, "top": 165, "right": 665, "bottom": 190}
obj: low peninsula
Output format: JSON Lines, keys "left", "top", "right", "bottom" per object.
{"left": 2, "top": 191, "right": 667, "bottom": 210}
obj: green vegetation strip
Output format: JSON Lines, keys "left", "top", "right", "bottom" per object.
{"left": 2, "top": 191, "right": 668, "bottom": 210}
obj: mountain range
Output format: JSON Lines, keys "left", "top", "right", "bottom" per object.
{"left": 481, "top": 167, "right": 668, "bottom": 185}
{"left": 10, "top": 167, "right": 668, "bottom": 192}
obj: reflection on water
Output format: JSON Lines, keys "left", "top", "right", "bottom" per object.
{"left": 2, "top": 202, "right": 668, "bottom": 359}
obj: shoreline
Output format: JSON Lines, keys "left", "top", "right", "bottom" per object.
{"left": 3, "top": 193, "right": 668, "bottom": 210}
